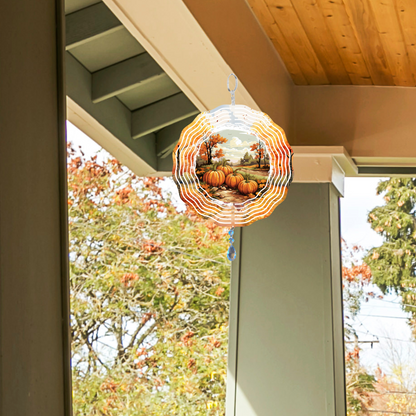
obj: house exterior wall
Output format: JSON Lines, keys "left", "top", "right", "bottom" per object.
{"left": 294, "top": 86, "right": 416, "bottom": 161}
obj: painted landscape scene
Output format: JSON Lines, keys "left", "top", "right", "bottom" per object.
{"left": 196, "top": 130, "right": 270, "bottom": 203}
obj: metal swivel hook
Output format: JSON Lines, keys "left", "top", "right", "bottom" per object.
{"left": 227, "top": 73, "right": 238, "bottom": 106}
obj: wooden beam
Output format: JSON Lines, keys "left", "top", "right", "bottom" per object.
{"left": 293, "top": 85, "right": 416, "bottom": 161}
{"left": 181, "top": 0, "right": 294, "bottom": 128}
{"left": 66, "top": 52, "right": 158, "bottom": 174}
{"left": 156, "top": 116, "right": 196, "bottom": 173}
{"left": 131, "top": 93, "right": 198, "bottom": 139}
{"left": 103, "top": 0, "right": 262, "bottom": 112}
{"left": 92, "top": 53, "right": 166, "bottom": 103}
{"left": 66, "top": 2, "right": 122, "bottom": 50}
{"left": 358, "top": 166, "right": 416, "bottom": 176}
{"left": 65, "top": 0, "right": 101, "bottom": 15}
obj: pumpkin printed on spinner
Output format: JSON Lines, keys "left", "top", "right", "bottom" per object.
{"left": 217, "top": 160, "right": 234, "bottom": 176}
{"left": 203, "top": 165, "right": 226, "bottom": 187}
{"left": 225, "top": 171, "right": 244, "bottom": 189}
{"left": 238, "top": 175, "right": 259, "bottom": 195}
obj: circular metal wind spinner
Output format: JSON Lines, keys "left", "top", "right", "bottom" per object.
{"left": 173, "top": 74, "right": 293, "bottom": 261}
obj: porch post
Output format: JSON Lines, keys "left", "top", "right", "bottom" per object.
{"left": 227, "top": 151, "right": 350, "bottom": 416}
{"left": 0, "top": 0, "right": 71, "bottom": 415}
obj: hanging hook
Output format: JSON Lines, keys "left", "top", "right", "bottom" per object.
{"left": 227, "top": 73, "right": 238, "bottom": 106}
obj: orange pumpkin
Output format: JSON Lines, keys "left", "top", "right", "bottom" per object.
{"left": 217, "top": 159, "right": 233, "bottom": 176}
{"left": 203, "top": 168, "right": 225, "bottom": 187}
{"left": 238, "top": 178, "right": 258, "bottom": 195}
{"left": 217, "top": 164, "right": 233, "bottom": 176}
{"left": 225, "top": 172, "right": 244, "bottom": 188}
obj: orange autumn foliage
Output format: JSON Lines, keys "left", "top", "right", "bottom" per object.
{"left": 250, "top": 142, "right": 266, "bottom": 168}
{"left": 199, "top": 134, "right": 227, "bottom": 165}
{"left": 342, "top": 264, "right": 372, "bottom": 284}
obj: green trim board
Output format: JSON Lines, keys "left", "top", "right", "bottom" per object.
{"left": 58, "top": 0, "right": 74, "bottom": 413}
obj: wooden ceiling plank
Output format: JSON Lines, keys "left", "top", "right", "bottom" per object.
{"left": 396, "top": 0, "right": 416, "bottom": 85}
{"left": 317, "top": 0, "right": 372, "bottom": 85}
{"left": 342, "top": 0, "right": 395, "bottom": 85}
{"left": 247, "top": 0, "right": 308, "bottom": 85}
{"left": 266, "top": 0, "right": 329, "bottom": 85}
{"left": 269, "top": 25, "right": 309, "bottom": 85}
{"left": 369, "top": 0, "right": 415, "bottom": 86}
{"left": 288, "top": 0, "right": 351, "bottom": 85}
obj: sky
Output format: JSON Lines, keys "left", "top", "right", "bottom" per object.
{"left": 67, "top": 121, "right": 415, "bottom": 375}
{"left": 215, "top": 129, "right": 262, "bottom": 164}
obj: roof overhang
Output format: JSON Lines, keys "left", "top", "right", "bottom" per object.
{"left": 66, "top": 0, "right": 416, "bottom": 179}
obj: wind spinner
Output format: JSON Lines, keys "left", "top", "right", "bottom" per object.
{"left": 173, "top": 74, "right": 293, "bottom": 261}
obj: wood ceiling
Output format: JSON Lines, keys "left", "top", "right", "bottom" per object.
{"left": 247, "top": 0, "right": 416, "bottom": 86}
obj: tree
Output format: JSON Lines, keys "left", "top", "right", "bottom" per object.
{"left": 264, "top": 152, "right": 270, "bottom": 167}
{"left": 196, "top": 155, "right": 205, "bottom": 167}
{"left": 213, "top": 148, "right": 225, "bottom": 162}
{"left": 199, "top": 134, "right": 227, "bottom": 165}
{"left": 342, "top": 240, "right": 377, "bottom": 415}
{"left": 371, "top": 341, "right": 416, "bottom": 413}
{"left": 240, "top": 152, "right": 252, "bottom": 166}
{"left": 68, "top": 143, "right": 231, "bottom": 415}
{"left": 250, "top": 141, "right": 265, "bottom": 168}
{"left": 364, "top": 178, "right": 416, "bottom": 336}
{"left": 344, "top": 344, "right": 376, "bottom": 415}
